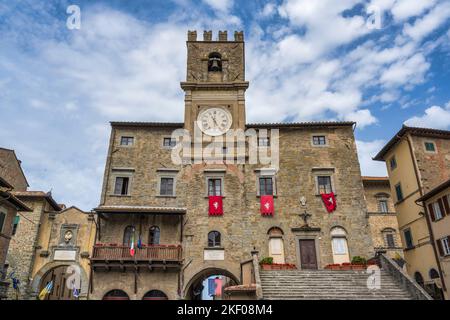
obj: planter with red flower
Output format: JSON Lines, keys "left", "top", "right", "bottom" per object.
{"left": 259, "top": 257, "right": 297, "bottom": 270}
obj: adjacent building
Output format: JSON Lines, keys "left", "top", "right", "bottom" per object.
{"left": 417, "top": 179, "right": 450, "bottom": 300}
{"left": 90, "top": 30, "right": 375, "bottom": 300}
{"left": 363, "top": 176, "right": 403, "bottom": 259}
{"left": 374, "top": 125, "right": 450, "bottom": 299}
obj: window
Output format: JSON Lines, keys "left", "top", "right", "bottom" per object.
{"left": 431, "top": 201, "right": 443, "bottom": 220}
{"left": 114, "top": 177, "right": 129, "bottom": 195}
{"left": 442, "top": 238, "right": 450, "bottom": 256}
{"left": 390, "top": 156, "right": 397, "bottom": 170}
{"left": 163, "top": 137, "right": 176, "bottom": 148}
{"left": 0, "top": 211, "right": 5, "bottom": 233}
{"left": 120, "top": 136, "right": 134, "bottom": 146}
{"left": 148, "top": 226, "right": 160, "bottom": 245}
{"left": 318, "top": 176, "right": 332, "bottom": 194}
{"left": 379, "top": 200, "right": 388, "bottom": 213}
{"left": 414, "top": 272, "right": 424, "bottom": 286}
{"left": 160, "top": 178, "right": 174, "bottom": 196}
{"left": 123, "top": 226, "right": 135, "bottom": 246}
{"left": 429, "top": 269, "right": 440, "bottom": 280}
{"left": 404, "top": 229, "right": 413, "bottom": 249}
{"left": 424, "top": 142, "right": 436, "bottom": 152}
{"left": 208, "top": 178, "right": 222, "bottom": 196}
{"left": 259, "top": 177, "right": 274, "bottom": 196}
{"left": 386, "top": 233, "right": 395, "bottom": 248}
{"left": 331, "top": 227, "right": 349, "bottom": 256}
{"left": 208, "top": 231, "right": 221, "bottom": 247}
{"left": 258, "top": 137, "right": 270, "bottom": 147}
{"left": 12, "top": 215, "right": 20, "bottom": 236}
{"left": 312, "top": 135, "right": 326, "bottom": 146}
{"left": 395, "top": 183, "right": 403, "bottom": 202}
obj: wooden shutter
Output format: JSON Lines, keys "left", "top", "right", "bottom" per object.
{"left": 443, "top": 195, "right": 450, "bottom": 216}
{"left": 436, "top": 239, "right": 444, "bottom": 256}
{"left": 438, "top": 198, "right": 445, "bottom": 218}
{"left": 428, "top": 203, "right": 436, "bottom": 221}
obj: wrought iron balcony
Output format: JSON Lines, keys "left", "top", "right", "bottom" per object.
{"left": 91, "top": 244, "right": 182, "bottom": 270}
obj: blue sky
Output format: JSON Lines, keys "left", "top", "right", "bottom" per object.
{"left": 1, "top": 0, "right": 450, "bottom": 210}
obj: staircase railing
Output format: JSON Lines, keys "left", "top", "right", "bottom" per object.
{"left": 251, "top": 250, "right": 263, "bottom": 300}
{"left": 378, "top": 253, "right": 432, "bottom": 300}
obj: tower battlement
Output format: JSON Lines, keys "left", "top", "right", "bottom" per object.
{"left": 187, "top": 30, "right": 244, "bottom": 42}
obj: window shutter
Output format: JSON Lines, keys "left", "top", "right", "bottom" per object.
{"left": 436, "top": 239, "right": 444, "bottom": 256}
{"left": 428, "top": 203, "right": 436, "bottom": 221}
{"left": 438, "top": 198, "right": 445, "bottom": 218}
{"left": 442, "top": 195, "right": 450, "bottom": 216}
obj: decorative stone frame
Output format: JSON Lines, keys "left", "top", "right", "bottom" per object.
{"left": 310, "top": 133, "right": 329, "bottom": 147}
{"left": 156, "top": 168, "right": 179, "bottom": 197}
{"left": 110, "top": 168, "right": 135, "bottom": 196}
{"left": 204, "top": 169, "right": 226, "bottom": 197}
{"left": 423, "top": 140, "right": 437, "bottom": 154}
{"left": 119, "top": 135, "right": 135, "bottom": 148}
{"left": 293, "top": 229, "right": 322, "bottom": 270}
{"left": 59, "top": 224, "right": 79, "bottom": 247}
{"left": 254, "top": 168, "right": 277, "bottom": 197}
{"left": 312, "top": 167, "right": 336, "bottom": 195}
{"left": 375, "top": 192, "right": 391, "bottom": 213}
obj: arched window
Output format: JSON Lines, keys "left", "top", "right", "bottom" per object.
{"left": 208, "top": 52, "right": 222, "bottom": 72}
{"left": 123, "top": 226, "right": 135, "bottom": 246}
{"left": 429, "top": 269, "right": 440, "bottom": 280}
{"left": 208, "top": 231, "right": 221, "bottom": 247}
{"left": 414, "top": 272, "right": 424, "bottom": 287}
{"left": 103, "top": 289, "right": 129, "bottom": 300}
{"left": 382, "top": 228, "right": 396, "bottom": 248}
{"left": 143, "top": 290, "right": 168, "bottom": 300}
{"left": 331, "top": 227, "right": 350, "bottom": 264}
{"left": 148, "top": 226, "right": 160, "bottom": 245}
{"left": 268, "top": 227, "right": 285, "bottom": 264}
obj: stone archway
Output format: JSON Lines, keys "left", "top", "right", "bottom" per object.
{"left": 30, "top": 262, "right": 89, "bottom": 300}
{"left": 184, "top": 267, "right": 240, "bottom": 300}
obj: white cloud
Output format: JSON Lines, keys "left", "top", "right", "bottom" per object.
{"left": 356, "top": 140, "right": 388, "bottom": 177}
{"left": 203, "top": 0, "right": 233, "bottom": 12}
{"left": 391, "top": 0, "right": 437, "bottom": 22}
{"left": 404, "top": 102, "right": 450, "bottom": 129}
{"left": 403, "top": 1, "right": 450, "bottom": 42}
{"left": 345, "top": 109, "right": 378, "bottom": 128}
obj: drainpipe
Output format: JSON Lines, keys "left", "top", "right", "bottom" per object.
{"left": 405, "top": 133, "right": 446, "bottom": 293}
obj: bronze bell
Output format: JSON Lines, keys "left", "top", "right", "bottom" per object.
{"left": 208, "top": 57, "right": 221, "bottom": 72}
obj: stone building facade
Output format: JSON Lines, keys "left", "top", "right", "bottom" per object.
{"left": 91, "top": 31, "right": 374, "bottom": 300}
{"left": 6, "top": 195, "right": 96, "bottom": 300}
{"left": 362, "top": 176, "right": 403, "bottom": 258}
{"left": 374, "top": 126, "right": 450, "bottom": 300}
{"left": 0, "top": 148, "right": 31, "bottom": 299}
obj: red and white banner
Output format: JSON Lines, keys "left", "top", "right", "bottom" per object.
{"left": 321, "top": 192, "right": 337, "bottom": 213}
{"left": 209, "top": 196, "right": 223, "bottom": 216}
{"left": 260, "top": 195, "right": 274, "bottom": 216}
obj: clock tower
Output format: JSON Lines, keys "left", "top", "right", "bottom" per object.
{"left": 181, "top": 30, "right": 249, "bottom": 135}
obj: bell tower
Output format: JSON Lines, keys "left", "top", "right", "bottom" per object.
{"left": 181, "top": 30, "right": 249, "bottom": 134}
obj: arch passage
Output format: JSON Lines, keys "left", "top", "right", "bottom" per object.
{"left": 103, "top": 289, "right": 130, "bottom": 300}
{"left": 38, "top": 265, "right": 80, "bottom": 300}
{"left": 143, "top": 290, "right": 168, "bottom": 300}
{"left": 184, "top": 268, "right": 239, "bottom": 300}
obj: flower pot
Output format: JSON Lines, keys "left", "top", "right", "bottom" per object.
{"left": 351, "top": 264, "right": 366, "bottom": 270}
{"left": 261, "top": 264, "right": 273, "bottom": 270}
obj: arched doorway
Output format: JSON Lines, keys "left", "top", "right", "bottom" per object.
{"left": 142, "top": 290, "right": 168, "bottom": 300}
{"left": 38, "top": 265, "right": 80, "bottom": 300}
{"left": 103, "top": 289, "right": 130, "bottom": 300}
{"left": 185, "top": 268, "right": 239, "bottom": 300}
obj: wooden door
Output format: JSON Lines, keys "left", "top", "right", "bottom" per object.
{"left": 299, "top": 239, "right": 318, "bottom": 269}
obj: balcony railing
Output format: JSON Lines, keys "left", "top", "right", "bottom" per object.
{"left": 91, "top": 244, "right": 182, "bottom": 263}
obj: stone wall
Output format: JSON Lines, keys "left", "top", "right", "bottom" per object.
{"left": 0, "top": 148, "right": 28, "bottom": 191}
{"left": 411, "top": 135, "right": 450, "bottom": 192}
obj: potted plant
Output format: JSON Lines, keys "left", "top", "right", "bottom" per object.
{"left": 325, "top": 264, "right": 341, "bottom": 270}
{"left": 259, "top": 257, "right": 274, "bottom": 270}
{"left": 350, "top": 256, "right": 367, "bottom": 270}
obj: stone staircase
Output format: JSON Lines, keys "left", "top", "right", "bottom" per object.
{"left": 260, "top": 269, "right": 415, "bottom": 300}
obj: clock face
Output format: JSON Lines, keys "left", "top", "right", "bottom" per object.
{"left": 197, "top": 107, "right": 233, "bottom": 136}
